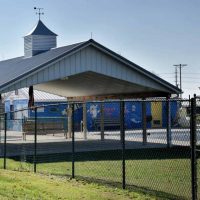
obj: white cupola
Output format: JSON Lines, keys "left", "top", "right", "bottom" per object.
{"left": 24, "top": 20, "right": 57, "bottom": 58}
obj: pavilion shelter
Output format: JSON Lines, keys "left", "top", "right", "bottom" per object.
{"left": 0, "top": 19, "right": 181, "bottom": 145}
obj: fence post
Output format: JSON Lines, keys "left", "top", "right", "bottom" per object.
{"left": 142, "top": 99, "right": 147, "bottom": 145}
{"left": 4, "top": 113, "right": 7, "bottom": 169}
{"left": 83, "top": 103, "right": 87, "bottom": 140}
{"left": 100, "top": 102, "right": 104, "bottom": 141}
{"left": 67, "top": 104, "right": 72, "bottom": 139}
{"left": 0, "top": 114, "right": 1, "bottom": 143}
{"left": 166, "top": 96, "right": 172, "bottom": 147}
{"left": 191, "top": 95, "right": 198, "bottom": 200}
{"left": 34, "top": 107, "right": 37, "bottom": 173}
{"left": 0, "top": 95, "right": 2, "bottom": 143}
{"left": 72, "top": 103, "right": 75, "bottom": 179}
{"left": 120, "top": 100, "right": 125, "bottom": 189}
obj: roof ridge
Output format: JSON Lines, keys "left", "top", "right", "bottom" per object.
{"left": 51, "top": 41, "right": 87, "bottom": 50}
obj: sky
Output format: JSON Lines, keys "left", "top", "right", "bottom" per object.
{"left": 0, "top": 0, "right": 199, "bottom": 98}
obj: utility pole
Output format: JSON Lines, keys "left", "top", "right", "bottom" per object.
{"left": 175, "top": 66, "right": 178, "bottom": 87}
{"left": 173, "top": 64, "right": 187, "bottom": 99}
{"left": 174, "top": 66, "right": 179, "bottom": 98}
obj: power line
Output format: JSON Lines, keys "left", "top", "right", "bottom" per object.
{"left": 179, "top": 77, "right": 200, "bottom": 79}
{"left": 158, "top": 72, "right": 174, "bottom": 74}
{"left": 161, "top": 76, "right": 200, "bottom": 80}
{"left": 161, "top": 77, "right": 176, "bottom": 79}
{"left": 182, "top": 73, "right": 200, "bottom": 75}
{"left": 178, "top": 81, "right": 200, "bottom": 84}
{"left": 158, "top": 72, "right": 200, "bottom": 75}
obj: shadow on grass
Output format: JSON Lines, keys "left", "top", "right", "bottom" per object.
{"left": 2, "top": 146, "right": 198, "bottom": 200}
{"left": 36, "top": 172, "right": 187, "bottom": 200}
{"left": 6, "top": 146, "right": 198, "bottom": 163}
{"left": 79, "top": 176, "right": 189, "bottom": 200}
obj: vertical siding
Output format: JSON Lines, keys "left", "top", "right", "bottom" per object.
{"left": 60, "top": 59, "right": 65, "bottom": 76}
{"left": 48, "top": 64, "right": 55, "bottom": 80}
{"left": 44, "top": 68, "right": 49, "bottom": 82}
{"left": 82, "top": 49, "right": 87, "bottom": 72}
{"left": 75, "top": 51, "right": 81, "bottom": 73}
{"left": 64, "top": 56, "right": 70, "bottom": 75}
{"left": 86, "top": 47, "right": 91, "bottom": 70}
{"left": 96, "top": 48, "right": 102, "bottom": 73}
{"left": 70, "top": 54, "right": 76, "bottom": 74}
{"left": 1, "top": 45, "right": 170, "bottom": 93}
{"left": 54, "top": 62, "right": 60, "bottom": 79}
{"left": 37, "top": 71, "right": 44, "bottom": 83}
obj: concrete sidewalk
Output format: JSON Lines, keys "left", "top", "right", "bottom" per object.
{"left": 0, "top": 129, "right": 196, "bottom": 157}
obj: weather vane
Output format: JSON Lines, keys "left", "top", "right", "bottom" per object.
{"left": 34, "top": 7, "right": 44, "bottom": 20}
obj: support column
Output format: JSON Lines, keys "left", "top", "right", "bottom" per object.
{"left": 83, "top": 103, "right": 87, "bottom": 140}
{"left": 166, "top": 95, "right": 172, "bottom": 147}
{"left": 100, "top": 103, "right": 104, "bottom": 141}
{"left": 67, "top": 104, "right": 72, "bottom": 139}
{"left": 142, "top": 98, "right": 147, "bottom": 145}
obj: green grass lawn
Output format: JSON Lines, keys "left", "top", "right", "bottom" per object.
{"left": 36, "top": 159, "right": 194, "bottom": 200}
{"left": 0, "top": 169, "right": 157, "bottom": 200}
{"left": 0, "top": 147, "right": 199, "bottom": 200}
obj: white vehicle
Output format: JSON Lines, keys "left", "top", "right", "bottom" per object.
{"left": 175, "top": 107, "right": 190, "bottom": 128}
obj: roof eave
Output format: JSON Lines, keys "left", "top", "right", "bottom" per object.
{"left": 88, "top": 39, "right": 181, "bottom": 95}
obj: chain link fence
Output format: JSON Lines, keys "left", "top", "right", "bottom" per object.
{"left": 0, "top": 98, "right": 199, "bottom": 199}
{"left": 188, "top": 95, "right": 200, "bottom": 200}
{"left": 198, "top": 97, "right": 200, "bottom": 198}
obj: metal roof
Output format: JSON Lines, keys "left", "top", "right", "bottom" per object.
{"left": 25, "top": 20, "right": 57, "bottom": 36}
{"left": 0, "top": 41, "right": 84, "bottom": 88}
{"left": 0, "top": 39, "right": 181, "bottom": 96}
{"left": 4, "top": 88, "right": 66, "bottom": 102}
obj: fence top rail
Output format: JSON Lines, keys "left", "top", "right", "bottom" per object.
{"left": 0, "top": 98, "right": 190, "bottom": 116}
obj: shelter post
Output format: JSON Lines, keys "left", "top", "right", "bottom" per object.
{"left": 166, "top": 95, "right": 172, "bottom": 147}
{"left": 142, "top": 98, "right": 147, "bottom": 145}
{"left": 100, "top": 102, "right": 104, "bottom": 141}
{"left": 83, "top": 103, "right": 87, "bottom": 140}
